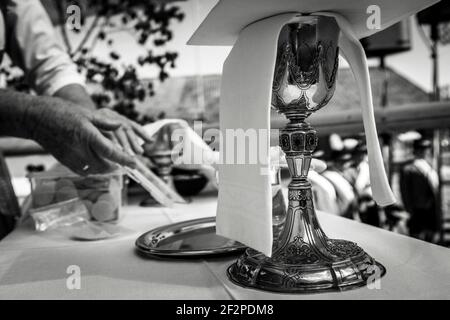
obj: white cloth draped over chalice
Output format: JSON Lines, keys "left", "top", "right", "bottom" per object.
{"left": 188, "top": 0, "right": 439, "bottom": 256}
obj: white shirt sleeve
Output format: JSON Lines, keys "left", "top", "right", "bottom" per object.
{"left": 4, "top": 0, "right": 85, "bottom": 96}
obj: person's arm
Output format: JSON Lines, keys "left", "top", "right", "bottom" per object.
{"left": 53, "top": 83, "right": 150, "bottom": 155}
{"left": 0, "top": 90, "right": 32, "bottom": 139}
{"left": 4, "top": 0, "right": 85, "bottom": 96}
{"left": 4, "top": 0, "right": 151, "bottom": 153}
{"left": 53, "top": 84, "right": 96, "bottom": 110}
{"left": 4, "top": 0, "right": 93, "bottom": 109}
{"left": 0, "top": 89, "right": 137, "bottom": 175}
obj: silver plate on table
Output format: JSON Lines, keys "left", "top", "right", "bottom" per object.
{"left": 135, "top": 217, "right": 246, "bottom": 258}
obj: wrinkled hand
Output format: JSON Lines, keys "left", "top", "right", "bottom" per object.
{"left": 95, "top": 108, "right": 152, "bottom": 156}
{"left": 27, "top": 98, "right": 151, "bottom": 175}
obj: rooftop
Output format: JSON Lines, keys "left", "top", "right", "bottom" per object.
{"left": 135, "top": 66, "right": 430, "bottom": 124}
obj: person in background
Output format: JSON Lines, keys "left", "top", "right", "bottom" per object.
{"left": 309, "top": 169, "right": 340, "bottom": 215}
{"left": 322, "top": 134, "right": 357, "bottom": 218}
{"left": 0, "top": 0, "right": 151, "bottom": 176}
{"left": 399, "top": 139, "right": 440, "bottom": 243}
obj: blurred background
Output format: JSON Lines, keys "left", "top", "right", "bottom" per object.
{"left": 1, "top": 0, "right": 450, "bottom": 246}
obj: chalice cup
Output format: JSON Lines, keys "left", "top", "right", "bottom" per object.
{"left": 227, "top": 16, "right": 386, "bottom": 293}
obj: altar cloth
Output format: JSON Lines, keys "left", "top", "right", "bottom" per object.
{"left": 0, "top": 192, "right": 449, "bottom": 299}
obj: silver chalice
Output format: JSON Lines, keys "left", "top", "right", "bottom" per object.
{"left": 227, "top": 16, "right": 386, "bottom": 293}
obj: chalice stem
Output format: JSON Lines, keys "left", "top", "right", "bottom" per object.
{"left": 275, "top": 119, "right": 326, "bottom": 254}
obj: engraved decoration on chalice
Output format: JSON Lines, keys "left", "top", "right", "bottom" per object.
{"left": 227, "top": 16, "right": 386, "bottom": 293}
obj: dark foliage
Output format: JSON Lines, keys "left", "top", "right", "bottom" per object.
{"left": 1, "top": 0, "right": 184, "bottom": 124}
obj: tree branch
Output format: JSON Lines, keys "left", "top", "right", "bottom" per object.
{"left": 82, "top": 14, "right": 112, "bottom": 57}
{"left": 71, "top": 14, "right": 102, "bottom": 58}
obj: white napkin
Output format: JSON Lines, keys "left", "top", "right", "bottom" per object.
{"left": 216, "top": 14, "right": 296, "bottom": 256}
{"left": 320, "top": 11, "right": 395, "bottom": 206}
{"left": 216, "top": 12, "right": 399, "bottom": 256}
{"left": 188, "top": 0, "right": 439, "bottom": 46}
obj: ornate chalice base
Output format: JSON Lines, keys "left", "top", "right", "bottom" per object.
{"left": 228, "top": 186, "right": 386, "bottom": 293}
{"left": 227, "top": 17, "right": 385, "bottom": 293}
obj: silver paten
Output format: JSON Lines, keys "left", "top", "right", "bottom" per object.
{"left": 136, "top": 217, "right": 246, "bottom": 257}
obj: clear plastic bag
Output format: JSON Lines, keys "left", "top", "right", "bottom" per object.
{"left": 29, "top": 198, "right": 89, "bottom": 231}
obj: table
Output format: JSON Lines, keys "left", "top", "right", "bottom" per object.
{"left": 0, "top": 190, "right": 449, "bottom": 299}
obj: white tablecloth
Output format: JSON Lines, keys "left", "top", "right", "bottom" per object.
{"left": 0, "top": 190, "right": 449, "bottom": 299}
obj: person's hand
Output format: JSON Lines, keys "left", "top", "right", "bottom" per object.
{"left": 25, "top": 97, "right": 150, "bottom": 175}
{"left": 94, "top": 108, "right": 152, "bottom": 156}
